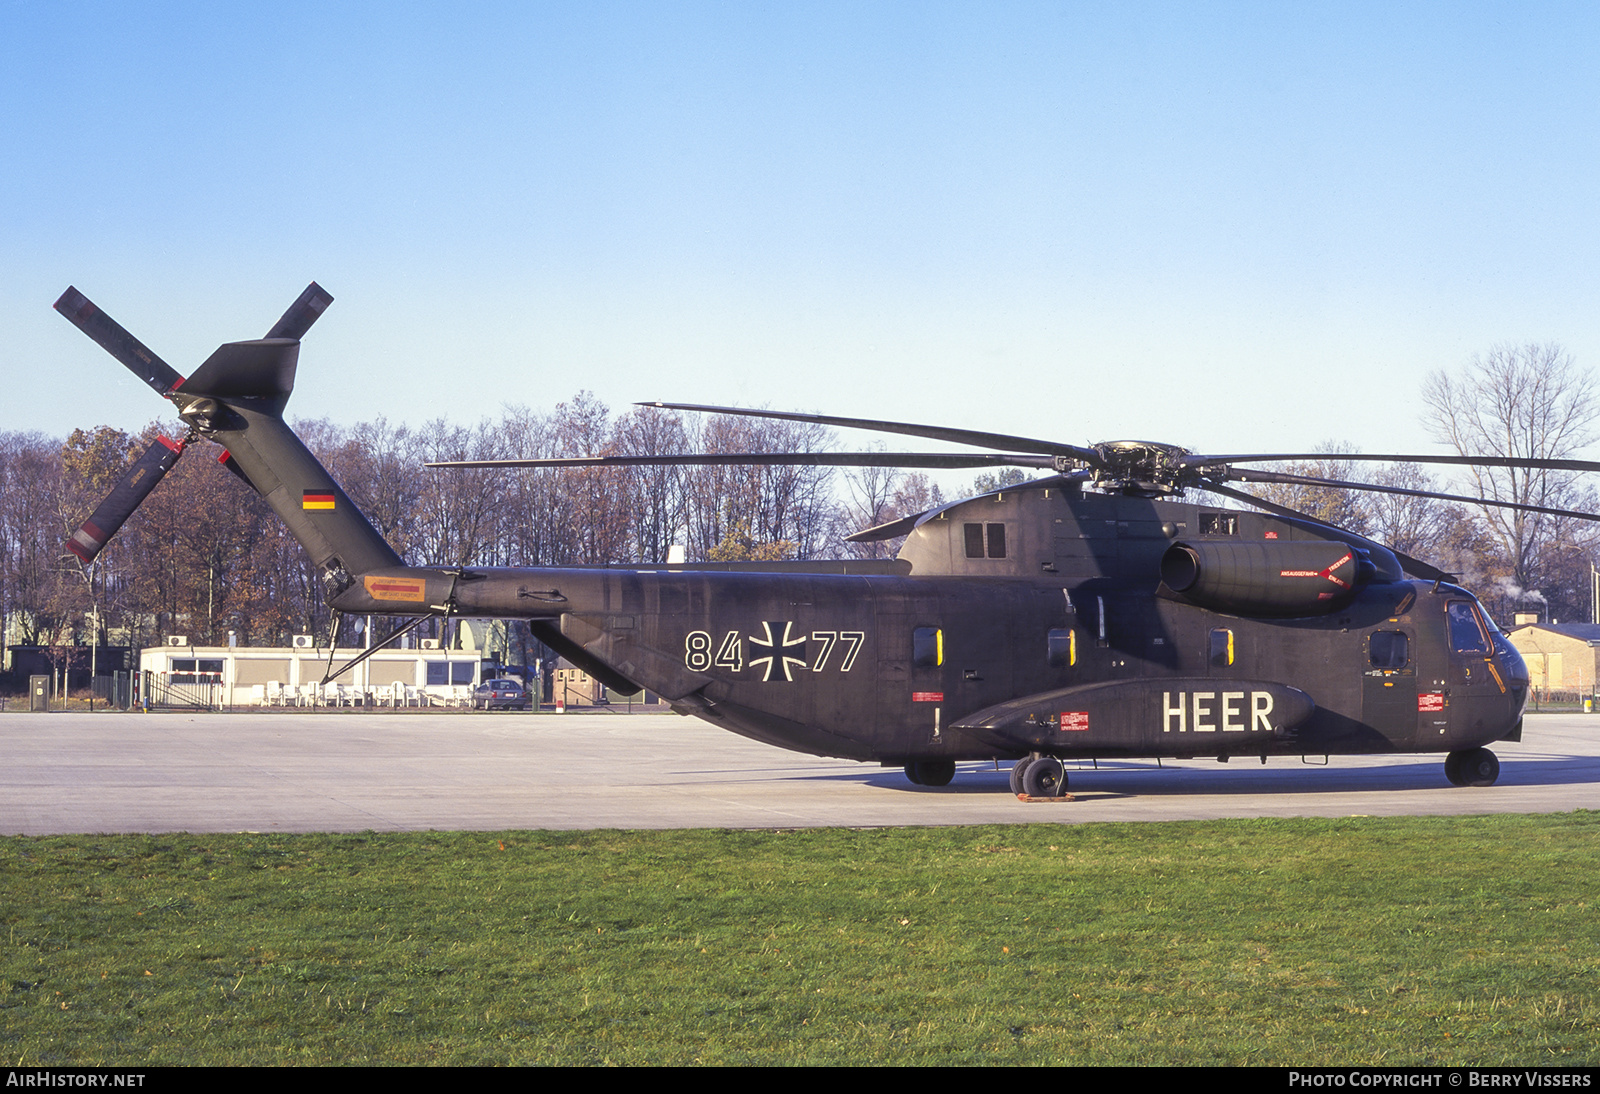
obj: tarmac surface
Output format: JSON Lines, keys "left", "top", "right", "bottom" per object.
{"left": 1, "top": 708, "right": 1596, "bottom": 834}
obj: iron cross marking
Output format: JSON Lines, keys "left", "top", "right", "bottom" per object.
{"left": 749, "top": 621, "right": 808, "bottom": 682}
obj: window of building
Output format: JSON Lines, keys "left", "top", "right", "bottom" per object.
{"left": 426, "top": 660, "right": 475, "bottom": 686}
{"left": 169, "top": 657, "right": 222, "bottom": 684}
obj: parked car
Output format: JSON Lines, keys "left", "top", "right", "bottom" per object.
{"left": 473, "top": 678, "right": 530, "bottom": 711}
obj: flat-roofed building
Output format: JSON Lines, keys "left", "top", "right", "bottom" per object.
{"left": 1505, "top": 622, "right": 1600, "bottom": 695}
{"left": 137, "top": 642, "right": 483, "bottom": 708}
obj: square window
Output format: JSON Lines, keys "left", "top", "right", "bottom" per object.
{"left": 986, "top": 523, "right": 1007, "bottom": 558}
{"left": 964, "top": 523, "right": 985, "bottom": 558}
{"left": 1370, "top": 631, "right": 1409, "bottom": 669}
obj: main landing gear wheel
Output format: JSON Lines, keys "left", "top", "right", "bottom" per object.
{"left": 1021, "top": 758, "right": 1068, "bottom": 798}
{"left": 1009, "top": 757, "right": 1035, "bottom": 796}
{"left": 1445, "top": 748, "right": 1500, "bottom": 787}
{"left": 905, "top": 760, "right": 956, "bottom": 787}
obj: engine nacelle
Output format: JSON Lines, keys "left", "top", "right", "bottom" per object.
{"left": 1160, "top": 539, "right": 1375, "bottom": 616}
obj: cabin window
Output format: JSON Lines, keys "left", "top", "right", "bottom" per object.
{"left": 963, "top": 522, "right": 1008, "bottom": 559}
{"left": 1200, "top": 512, "right": 1237, "bottom": 536}
{"left": 1370, "top": 631, "right": 1409, "bottom": 669}
{"left": 1208, "top": 628, "right": 1234, "bottom": 667}
{"left": 963, "top": 523, "right": 984, "bottom": 558}
{"left": 986, "top": 523, "right": 1007, "bottom": 558}
{"left": 912, "top": 627, "right": 943, "bottom": 668}
{"left": 1047, "top": 628, "right": 1075, "bottom": 667}
{"left": 1447, "top": 602, "right": 1489, "bottom": 654}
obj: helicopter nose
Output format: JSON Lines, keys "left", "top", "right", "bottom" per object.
{"left": 1497, "top": 639, "right": 1530, "bottom": 688}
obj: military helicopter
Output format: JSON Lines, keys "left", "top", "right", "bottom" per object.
{"left": 55, "top": 283, "right": 1600, "bottom": 796}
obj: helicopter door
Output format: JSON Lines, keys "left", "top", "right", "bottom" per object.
{"left": 1362, "top": 629, "right": 1418, "bottom": 745}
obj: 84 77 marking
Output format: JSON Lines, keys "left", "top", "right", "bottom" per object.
{"left": 685, "top": 627, "right": 865, "bottom": 680}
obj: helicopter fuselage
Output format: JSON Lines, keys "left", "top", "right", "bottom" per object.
{"left": 332, "top": 484, "right": 1529, "bottom": 767}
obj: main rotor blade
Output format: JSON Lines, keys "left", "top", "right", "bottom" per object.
{"left": 65, "top": 435, "right": 187, "bottom": 564}
{"left": 53, "top": 287, "right": 185, "bottom": 395}
{"left": 639, "top": 402, "right": 1101, "bottom": 463}
{"left": 1197, "top": 478, "right": 1454, "bottom": 583}
{"left": 1228, "top": 468, "right": 1600, "bottom": 523}
{"left": 264, "top": 282, "right": 334, "bottom": 340}
{"left": 427, "top": 451, "right": 1057, "bottom": 471}
{"left": 1187, "top": 452, "right": 1600, "bottom": 474}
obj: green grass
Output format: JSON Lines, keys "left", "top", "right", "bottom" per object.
{"left": 3, "top": 815, "right": 1598, "bottom": 1065}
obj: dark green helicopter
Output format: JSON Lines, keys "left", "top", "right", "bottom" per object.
{"left": 57, "top": 284, "right": 1595, "bottom": 796}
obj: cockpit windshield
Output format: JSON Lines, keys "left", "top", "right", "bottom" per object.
{"left": 1448, "top": 601, "right": 1489, "bottom": 654}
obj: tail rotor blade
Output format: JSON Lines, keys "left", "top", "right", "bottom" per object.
{"left": 53, "top": 287, "right": 186, "bottom": 395}
{"left": 66, "top": 436, "right": 186, "bottom": 563}
{"left": 264, "top": 282, "right": 334, "bottom": 340}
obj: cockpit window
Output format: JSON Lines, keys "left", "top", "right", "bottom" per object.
{"left": 1448, "top": 602, "right": 1489, "bottom": 654}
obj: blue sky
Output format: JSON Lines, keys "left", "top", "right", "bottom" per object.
{"left": 6, "top": 1, "right": 1600, "bottom": 475}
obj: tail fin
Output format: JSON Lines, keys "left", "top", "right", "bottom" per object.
{"left": 57, "top": 284, "right": 402, "bottom": 590}
{"left": 179, "top": 344, "right": 403, "bottom": 587}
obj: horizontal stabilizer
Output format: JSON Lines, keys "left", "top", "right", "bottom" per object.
{"left": 182, "top": 339, "right": 299, "bottom": 400}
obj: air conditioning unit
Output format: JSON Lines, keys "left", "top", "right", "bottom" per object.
{"left": 419, "top": 638, "right": 441, "bottom": 650}
{"left": 165, "top": 635, "right": 188, "bottom": 647}
{"left": 291, "top": 635, "right": 315, "bottom": 649}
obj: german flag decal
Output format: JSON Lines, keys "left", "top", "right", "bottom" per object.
{"left": 364, "top": 575, "right": 427, "bottom": 603}
{"left": 302, "top": 489, "right": 336, "bottom": 510}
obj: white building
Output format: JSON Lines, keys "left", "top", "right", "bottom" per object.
{"left": 138, "top": 639, "right": 483, "bottom": 708}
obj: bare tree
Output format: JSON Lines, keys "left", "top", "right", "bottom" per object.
{"left": 1422, "top": 343, "right": 1600, "bottom": 609}
{"left": 612, "top": 405, "right": 689, "bottom": 565}
{"left": 840, "top": 461, "right": 945, "bottom": 559}
{"left": 685, "top": 412, "right": 836, "bottom": 561}
{"left": 1361, "top": 462, "right": 1457, "bottom": 561}
{"left": 1245, "top": 442, "right": 1372, "bottom": 536}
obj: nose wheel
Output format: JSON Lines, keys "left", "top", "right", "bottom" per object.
{"left": 1010, "top": 755, "right": 1069, "bottom": 798}
{"left": 1444, "top": 748, "right": 1500, "bottom": 787}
